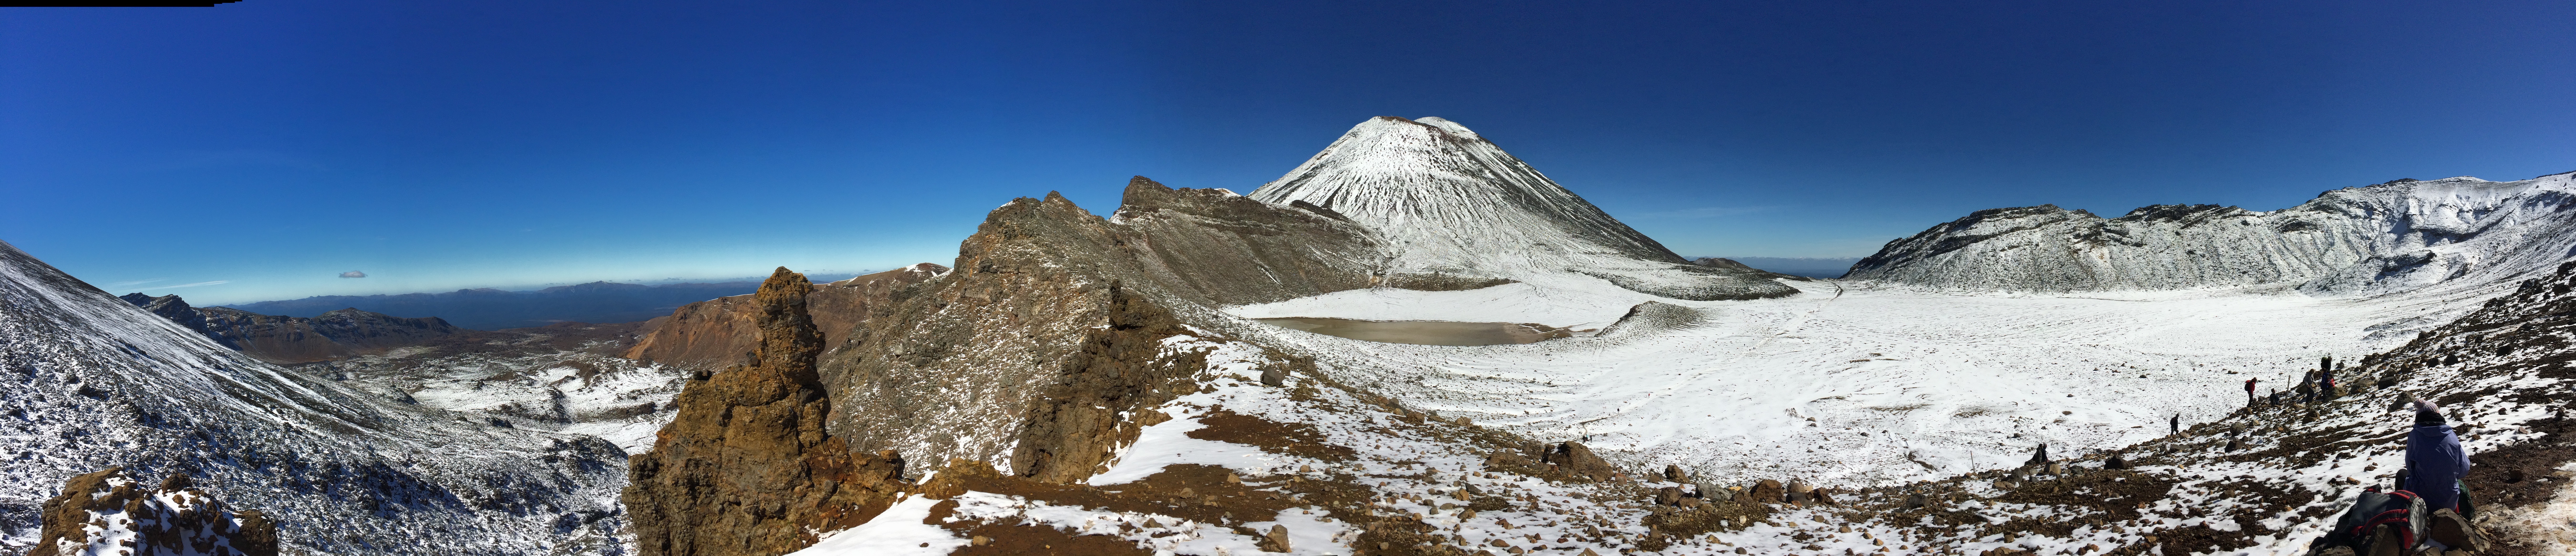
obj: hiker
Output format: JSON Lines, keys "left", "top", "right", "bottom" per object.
{"left": 2169, "top": 413, "right": 2180, "bottom": 433}
{"left": 2322, "top": 366, "right": 2339, "bottom": 395}
{"left": 2298, "top": 371, "right": 2317, "bottom": 402}
{"left": 2270, "top": 388, "right": 2283, "bottom": 405}
{"left": 2404, "top": 399, "right": 2472, "bottom": 516}
{"left": 2320, "top": 398, "right": 2482, "bottom": 555}
{"left": 2244, "top": 377, "right": 2259, "bottom": 406}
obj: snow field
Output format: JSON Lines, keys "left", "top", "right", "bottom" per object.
{"left": 1225, "top": 272, "right": 2509, "bottom": 487}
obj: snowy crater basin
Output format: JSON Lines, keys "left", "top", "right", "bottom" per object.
{"left": 1254, "top": 317, "right": 1571, "bottom": 346}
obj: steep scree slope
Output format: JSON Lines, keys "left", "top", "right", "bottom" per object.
{"left": 1846, "top": 173, "right": 2576, "bottom": 295}
{"left": 0, "top": 240, "right": 629, "bottom": 555}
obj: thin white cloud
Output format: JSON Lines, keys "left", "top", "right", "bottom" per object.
{"left": 143, "top": 280, "right": 230, "bottom": 290}
{"left": 109, "top": 278, "right": 168, "bottom": 287}
{"left": 340, "top": 271, "right": 368, "bottom": 278}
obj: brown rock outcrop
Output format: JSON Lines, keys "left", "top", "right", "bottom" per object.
{"left": 1749, "top": 479, "right": 1786, "bottom": 504}
{"left": 37, "top": 467, "right": 277, "bottom": 556}
{"left": 624, "top": 263, "right": 949, "bottom": 370}
{"left": 818, "top": 178, "right": 1372, "bottom": 480}
{"left": 1541, "top": 441, "right": 1624, "bottom": 482}
{"left": 623, "top": 268, "right": 906, "bottom": 556}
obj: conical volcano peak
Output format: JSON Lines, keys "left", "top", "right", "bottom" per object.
{"left": 1251, "top": 117, "right": 1797, "bottom": 301}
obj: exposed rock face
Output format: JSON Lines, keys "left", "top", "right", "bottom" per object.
{"left": 624, "top": 268, "right": 907, "bottom": 556}
{"left": 120, "top": 293, "right": 228, "bottom": 348}
{"left": 118, "top": 294, "right": 463, "bottom": 363}
{"left": 816, "top": 178, "right": 1369, "bottom": 475}
{"left": 1844, "top": 173, "right": 2576, "bottom": 294}
{"left": 37, "top": 468, "right": 277, "bottom": 556}
{"left": 624, "top": 263, "right": 950, "bottom": 370}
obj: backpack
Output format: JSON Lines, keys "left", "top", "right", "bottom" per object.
{"left": 2321, "top": 488, "right": 2425, "bottom": 554}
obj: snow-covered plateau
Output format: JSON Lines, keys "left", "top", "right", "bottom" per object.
{"left": 1225, "top": 254, "right": 2504, "bottom": 486}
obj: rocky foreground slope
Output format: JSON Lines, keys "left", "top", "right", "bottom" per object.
{"left": 0, "top": 240, "right": 630, "bottom": 555}
{"left": 756, "top": 253, "right": 2576, "bottom": 556}
{"left": 1846, "top": 173, "right": 2576, "bottom": 296}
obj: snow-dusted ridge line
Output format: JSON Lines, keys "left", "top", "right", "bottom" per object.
{"left": 1846, "top": 173, "right": 2576, "bottom": 297}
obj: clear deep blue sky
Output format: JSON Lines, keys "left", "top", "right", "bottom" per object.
{"left": 5, "top": 1, "right": 2571, "bottom": 304}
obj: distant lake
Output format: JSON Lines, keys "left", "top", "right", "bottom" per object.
{"left": 1256, "top": 317, "right": 1571, "bottom": 346}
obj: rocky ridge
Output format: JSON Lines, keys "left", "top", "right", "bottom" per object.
{"left": 1846, "top": 173, "right": 2576, "bottom": 295}
{"left": 119, "top": 293, "right": 464, "bottom": 363}
{"left": 817, "top": 177, "right": 1380, "bottom": 478}
{"left": 623, "top": 263, "right": 949, "bottom": 371}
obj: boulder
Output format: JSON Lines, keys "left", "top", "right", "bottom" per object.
{"left": 38, "top": 468, "right": 276, "bottom": 556}
{"left": 1655, "top": 487, "right": 1684, "bottom": 506}
{"left": 1750, "top": 480, "right": 1785, "bottom": 504}
{"left": 1540, "top": 441, "right": 1622, "bottom": 483}
{"left": 1258, "top": 525, "right": 1292, "bottom": 552}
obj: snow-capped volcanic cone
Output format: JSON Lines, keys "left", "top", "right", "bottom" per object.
{"left": 1252, "top": 116, "right": 1796, "bottom": 300}
{"left": 1845, "top": 172, "right": 2576, "bottom": 296}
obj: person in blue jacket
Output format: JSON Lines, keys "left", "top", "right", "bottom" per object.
{"left": 2404, "top": 398, "right": 2470, "bottom": 513}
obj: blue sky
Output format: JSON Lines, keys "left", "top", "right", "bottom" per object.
{"left": 5, "top": 1, "right": 2571, "bottom": 304}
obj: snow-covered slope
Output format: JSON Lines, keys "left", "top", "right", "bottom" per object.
{"left": 1250, "top": 117, "right": 1796, "bottom": 301}
{"left": 1846, "top": 172, "right": 2576, "bottom": 296}
{"left": 0, "top": 240, "right": 630, "bottom": 555}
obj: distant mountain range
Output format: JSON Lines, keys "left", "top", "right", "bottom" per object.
{"left": 1845, "top": 173, "right": 2576, "bottom": 295}
{"left": 217, "top": 275, "right": 854, "bottom": 330}
{"left": 1689, "top": 256, "right": 1859, "bottom": 279}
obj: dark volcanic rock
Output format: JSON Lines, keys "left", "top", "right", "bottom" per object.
{"left": 38, "top": 468, "right": 277, "bottom": 556}
{"left": 624, "top": 268, "right": 907, "bottom": 556}
{"left": 122, "top": 294, "right": 463, "bottom": 363}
